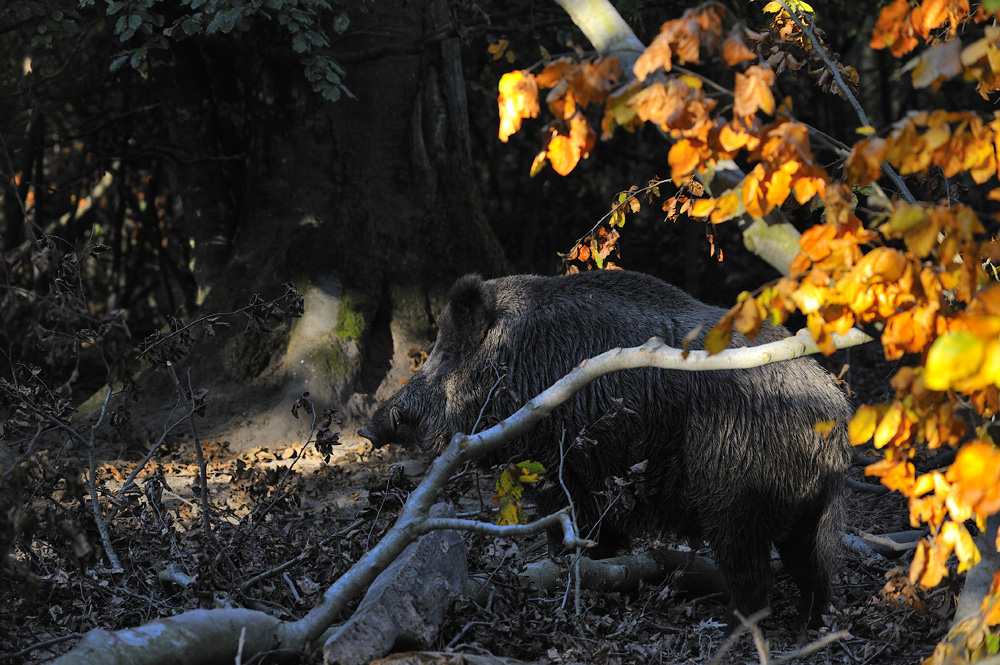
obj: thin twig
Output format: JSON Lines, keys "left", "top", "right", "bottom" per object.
{"left": 0, "top": 633, "right": 82, "bottom": 661}
{"left": 167, "top": 365, "right": 236, "bottom": 576}
{"left": 239, "top": 551, "right": 311, "bottom": 594}
{"left": 706, "top": 608, "right": 771, "bottom": 665}
{"left": 86, "top": 387, "right": 123, "bottom": 572}
{"left": 775, "top": 0, "right": 916, "bottom": 203}
{"left": 556, "top": 428, "right": 583, "bottom": 615}
{"left": 471, "top": 367, "right": 507, "bottom": 435}
{"left": 772, "top": 630, "right": 851, "bottom": 664}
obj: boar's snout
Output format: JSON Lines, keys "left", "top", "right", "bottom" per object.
{"left": 357, "top": 423, "right": 381, "bottom": 447}
{"left": 358, "top": 405, "right": 403, "bottom": 449}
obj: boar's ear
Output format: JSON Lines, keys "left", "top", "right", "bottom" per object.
{"left": 447, "top": 274, "right": 496, "bottom": 345}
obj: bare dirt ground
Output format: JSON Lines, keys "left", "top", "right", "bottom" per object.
{"left": 1, "top": 343, "right": 960, "bottom": 664}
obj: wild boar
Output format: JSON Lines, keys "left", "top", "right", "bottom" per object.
{"left": 358, "top": 270, "right": 851, "bottom": 628}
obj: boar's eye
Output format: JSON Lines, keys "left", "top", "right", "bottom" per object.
{"left": 389, "top": 406, "right": 401, "bottom": 431}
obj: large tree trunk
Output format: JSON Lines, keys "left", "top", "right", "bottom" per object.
{"left": 140, "top": 2, "right": 508, "bottom": 448}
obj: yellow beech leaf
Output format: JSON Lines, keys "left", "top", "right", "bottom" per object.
{"left": 925, "top": 331, "right": 987, "bottom": 391}
{"left": 912, "top": 472, "right": 937, "bottom": 497}
{"left": 873, "top": 400, "right": 903, "bottom": 449}
{"left": 940, "top": 521, "right": 982, "bottom": 574}
{"left": 690, "top": 198, "right": 716, "bottom": 218}
{"left": 790, "top": 281, "right": 826, "bottom": 314}
{"left": 742, "top": 169, "right": 768, "bottom": 218}
{"left": 947, "top": 441, "right": 1000, "bottom": 516}
{"left": 529, "top": 150, "right": 548, "bottom": 177}
{"left": 849, "top": 405, "right": 879, "bottom": 445}
{"left": 677, "top": 74, "right": 703, "bottom": 89}
{"left": 813, "top": 420, "right": 836, "bottom": 437}
{"left": 792, "top": 172, "right": 825, "bottom": 204}
{"left": 710, "top": 190, "right": 742, "bottom": 224}
{"left": 704, "top": 317, "right": 733, "bottom": 355}
{"left": 763, "top": 0, "right": 814, "bottom": 13}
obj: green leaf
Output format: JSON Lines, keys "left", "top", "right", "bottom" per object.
{"left": 591, "top": 239, "right": 603, "bottom": 269}
{"left": 180, "top": 17, "right": 201, "bottom": 35}
{"left": 109, "top": 53, "right": 129, "bottom": 71}
{"left": 516, "top": 460, "right": 546, "bottom": 475}
{"left": 332, "top": 11, "right": 349, "bottom": 34}
{"left": 129, "top": 45, "right": 147, "bottom": 69}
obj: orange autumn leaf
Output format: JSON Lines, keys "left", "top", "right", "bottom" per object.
{"left": 633, "top": 29, "right": 674, "bottom": 80}
{"left": 668, "top": 138, "right": 704, "bottom": 183}
{"left": 845, "top": 137, "right": 887, "bottom": 187}
{"left": 733, "top": 293, "right": 764, "bottom": 337}
{"left": 734, "top": 65, "right": 776, "bottom": 118}
{"left": 765, "top": 165, "right": 794, "bottom": 210}
{"left": 569, "top": 112, "right": 596, "bottom": 160}
{"left": 721, "top": 26, "right": 756, "bottom": 66}
{"left": 488, "top": 39, "right": 510, "bottom": 61}
{"left": 634, "top": 5, "right": 723, "bottom": 80}
{"left": 910, "top": 0, "right": 962, "bottom": 41}
{"left": 871, "top": 0, "right": 919, "bottom": 57}
{"left": 498, "top": 70, "right": 540, "bottom": 142}
{"left": 854, "top": 247, "right": 911, "bottom": 283}
{"left": 937, "top": 520, "right": 982, "bottom": 573}
{"left": 911, "top": 538, "right": 949, "bottom": 587}
{"left": 791, "top": 166, "right": 827, "bottom": 204}
{"left": 546, "top": 134, "right": 579, "bottom": 176}
{"left": 536, "top": 57, "right": 573, "bottom": 88}
{"left": 718, "top": 121, "right": 753, "bottom": 152}
{"left": 865, "top": 455, "right": 916, "bottom": 493}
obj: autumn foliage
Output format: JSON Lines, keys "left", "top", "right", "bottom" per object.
{"left": 496, "top": 0, "right": 1000, "bottom": 651}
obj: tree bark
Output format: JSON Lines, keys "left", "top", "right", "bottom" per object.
{"left": 135, "top": 2, "right": 509, "bottom": 447}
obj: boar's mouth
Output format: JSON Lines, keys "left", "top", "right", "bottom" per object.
{"left": 357, "top": 404, "right": 449, "bottom": 455}
{"left": 358, "top": 406, "right": 425, "bottom": 449}
{"left": 356, "top": 423, "right": 381, "bottom": 447}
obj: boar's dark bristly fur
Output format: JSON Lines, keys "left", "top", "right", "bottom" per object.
{"left": 358, "top": 270, "right": 852, "bottom": 628}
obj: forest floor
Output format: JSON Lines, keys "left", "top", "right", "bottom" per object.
{"left": 1, "top": 342, "right": 962, "bottom": 665}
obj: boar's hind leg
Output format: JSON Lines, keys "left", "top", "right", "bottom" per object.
{"left": 775, "top": 498, "right": 835, "bottom": 629}
{"left": 712, "top": 529, "right": 773, "bottom": 631}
